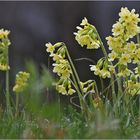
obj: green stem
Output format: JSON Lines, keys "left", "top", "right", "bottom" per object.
{"left": 100, "top": 77, "right": 104, "bottom": 93}
{"left": 65, "top": 46, "right": 89, "bottom": 117}
{"left": 137, "top": 34, "right": 140, "bottom": 45}
{"left": 96, "top": 31, "right": 117, "bottom": 100}
{"left": 5, "top": 46, "right": 12, "bottom": 117}
{"left": 15, "top": 94, "right": 19, "bottom": 117}
{"left": 96, "top": 30, "right": 124, "bottom": 100}
{"left": 70, "top": 75, "right": 85, "bottom": 114}
{"left": 65, "top": 47, "right": 84, "bottom": 96}
{"left": 137, "top": 34, "right": 140, "bottom": 115}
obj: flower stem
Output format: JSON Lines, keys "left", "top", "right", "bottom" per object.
{"left": 96, "top": 30, "right": 117, "bottom": 101}
{"left": 137, "top": 34, "right": 140, "bottom": 45}
{"left": 15, "top": 94, "right": 19, "bottom": 117}
{"left": 65, "top": 47, "right": 84, "bottom": 96}
{"left": 65, "top": 46, "right": 89, "bottom": 117}
{"left": 5, "top": 46, "right": 12, "bottom": 117}
{"left": 137, "top": 34, "right": 140, "bottom": 115}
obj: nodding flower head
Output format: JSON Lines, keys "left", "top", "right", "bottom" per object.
{"left": 45, "top": 42, "right": 76, "bottom": 95}
{"left": 74, "top": 17, "right": 100, "bottom": 49}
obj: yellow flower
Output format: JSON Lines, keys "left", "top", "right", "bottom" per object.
{"left": 118, "top": 67, "right": 132, "bottom": 77}
{"left": 112, "top": 22, "right": 124, "bottom": 36}
{"left": 119, "top": 7, "right": 131, "bottom": 23}
{"left": 132, "top": 48, "right": 140, "bottom": 63}
{"left": 0, "top": 63, "right": 10, "bottom": 71}
{"left": 53, "top": 59, "right": 72, "bottom": 78}
{"left": 52, "top": 54, "right": 63, "bottom": 62}
{"left": 127, "top": 80, "right": 140, "bottom": 95}
{"left": 80, "top": 17, "right": 88, "bottom": 26}
{"left": 0, "top": 29, "right": 11, "bottom": 72}
{"left": 118, "top": 8, "right": 140, "bottom": 39}
{"left": 74, "top": 18, "right": 100, "bottom": 49}
{"left": 45, "top": 42, "right": 63, "bottom": 56}
{"left": 119, "top": 54, "right": 131, "bottom": 65}
{"left": 45, "top": 42, "right": 76, "bottom": 95}
{"left": 90, "top": 65, "right": 101, "bottom": 76}
{"left": 130, "top": 9, "right": 140, "bottom": 24}
{"left": 56, "top": 84, "right": 67, "bottom": 95}
{"left": 0, "top": 29, "right": 10, "bottom": 39}
{"left": 45, "top": 43, "right": 55, "bottom": 56}
{"left": 108, "top": 65, "right": 115, "bottom": 73}
{"left": 125, "top": 42, "right": 136, "bottom": 53}
{"left": 134, "top": 65, "right": 140, "bottom": 76}
{"left": 136, "top": 48, "right": 140, "bottom": 58}
{"left": 68, "top": 89, "right": 76, "bottom": 95}
{"left": 56, "top": 79, "right": 76, "bottom": 95}
{"left": 13, "top": 71, "right": 30, "bottom": 93}
{"left": 108, "top": 51, "right": 118, "bottom": 61}
{"left": 100, "top": 69, "right": 111, "bottom": 78}
{"left": 106, "top": 36, "right": 123, "bottom": 53}
{"left": 90, "top": 64, "right": 111, "bottom": 79}
{"left": 124, "top": 22, "right": 138, "bottom": 39}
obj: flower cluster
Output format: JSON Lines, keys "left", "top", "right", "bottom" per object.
{"left": 90, "top": 59, "right": 111, "bottom": 79}
{"left": 127, "top": 79, "right": 140, "bottom": 95}
{"left": 74, "top": 18, "right": 100, "bottom": 49}
{"left": 106, "top": 7, "right": 140, "bottom": 68}
{"left": 123, "top": 73, "right": 140, "bottom": 96}
{"left": 13, "top": 71, "right": 30, "bottom": 93}
{"left": 0, "top": 29, "right": 11, "bottom": 71}
{"left": 105, "top": 7, "right": 140, "bottom": 95}
{"left": 45, "top": 42, "right": 76, "bottom": 95}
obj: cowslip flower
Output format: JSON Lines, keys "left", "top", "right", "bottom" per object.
{"left": 106, "top": 7, "right": 140, "bottom": 82}
{"left": 56, "top": 78, "right": 76, "bottom": 95}
{"left": 45, "top": 42, "right": 62, "bottom": 56}
{"left": 0, "top": 63, "right": 10, "bottom": 71}
{"left": 125, "top": 42, "right": 136, "bottom": 53}
{"left": 119, "top": 54, "right": 131, "bottom": 65}
{"left": 74, "top": 17, "right": 100, "bottom": 49}
{"left": 106, "top": 36, "right": 124, "bottom": 53}
{"left": 112, "top": 22, "right": 124, "bottom": 36}
{"left": 13, "top": 71, "right": 30, "bottom": 93}
{"left": 46, "top": 42, "right": 76, "bottom": 95}
{"left": 90, "top": 65, "right": 101, "bottom": 76}
{"left": 45, "top": 43, "right": 55, "bottom": 56}
{"left": 127, "top": 80, "right": 140, "bottom": 95}
{"left": 90, "top": 60, "right": 111, "bottom": 79}
{"left": 119, "top": 7, "right": 131, "bottom": 23}
{"left": 56, "top": 84, "right": 67, "bottom": 95}
{"left": 100, "top": 69, "right": 111, "bottom": 78}
{"left": 0, "top": 29, "right": 11, "bottom": 71}
{"left": 108, "top": 51, "right": 118, "bottom": 62}
{"left": 52, "top": 59, "right": 72, "bottom": 78}
{"left": 118, "top": 67, "right": 132, "bottom": 77}
{"left": 0, "top": 29, "right": 10, "bottom": 39}
{"left": 119, "top": 7, "right": 140, "bottom": 39}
